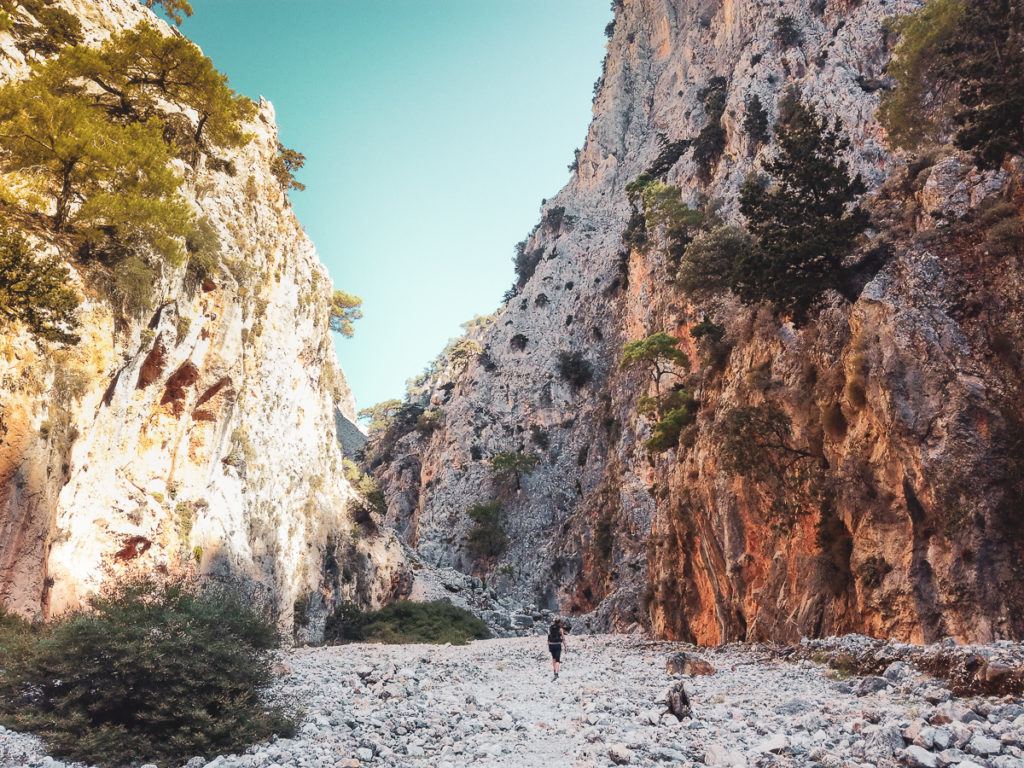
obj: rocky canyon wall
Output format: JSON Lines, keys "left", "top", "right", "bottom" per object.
{"left": 0, "top": 0, "right": 408, "bottom": 634}
{"left": 368, "top": 0, "right": 1024, "bottom": 644}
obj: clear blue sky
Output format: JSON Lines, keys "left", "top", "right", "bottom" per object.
{"left": 183, "top": 1, "right": 611, "bottom": 411}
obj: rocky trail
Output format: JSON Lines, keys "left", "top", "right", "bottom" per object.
{"left": 5, "top": 635, "right": 1024, "bottom": 768}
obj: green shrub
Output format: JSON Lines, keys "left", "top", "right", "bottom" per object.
{"left": 416, "top": 408, "right": 443, "bottom": 436}
{"left": 645, "top": 135, "right": 691, "bottom": 178}
{"left": 676, "top": 224, "right": 753, "bottom": 300}
{"left": 490, "top": 452, "right": 539, "bottom": 490}
{"left": 0, "top": 578, "right": 292, "bottom": 768}
{"left": 984, "top": 215, "right": 1024, "bottom": 257}
{"left": 879, "top": 0, "right": 1024, "bottom": 168}
{"left": 743, "top": 94, "right": 770, "bottom": 147}
{"left": 556, "top": 350, "right": 593, "bottom": 388}
{"left": 692, "top": 77, "right": 729, "bottom": 179}
{"left": 645, "top": 390, "right": 697, "bottom": 453}
{"left": 719, "top": 402, "right": 814, "bottom": 481}
{"left": 466, "top": 500, "right": 506, "bottom": 558}
{"left": 185, "top": 216, "right": 221, "bottom": 284}
{"left": 514, "top": 241, "right": 544, "bottom": 287}
{"left": 325, "top": 600, "right": 490, "bottom": 645}
{"left": 621, "top": 210, "right": 649, "bottom": 251}
{"left": 0, "top": 221, "right": 80, "bottom": 344}
{"left": 110, "top": 255, "right": 157, "bottom": 318}
{"left": 774, "top": 14, "right": 803, "bottom": 47}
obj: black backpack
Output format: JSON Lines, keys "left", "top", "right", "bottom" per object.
{"left": 548, "top": 622, "right": 562, "bottom": 643}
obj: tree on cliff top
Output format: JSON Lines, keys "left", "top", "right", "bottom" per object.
{"left": 330, "top": 290, "right": 363, "bottom": 337}
{"left": 0, "top": 221, "right": 80, "bottom": 344}
{"left": 143, "top": 0, "right": 194, "bottom": 26}
{"left": 358, "top": 399, "right": 403, "bottom": 434}
{"left": 735, "top": 100, "right": 867, "bottom": 324}
{"left": 54, "top": 24, "right": 255, "bottom": 157}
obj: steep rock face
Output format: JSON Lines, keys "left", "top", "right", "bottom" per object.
{"left": 0, "top": 0, "right": 409, "bottom": 630}
{"left": 371, "top": 0, "right": 1024, "bottom": 643}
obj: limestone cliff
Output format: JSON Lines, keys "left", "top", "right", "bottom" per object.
{"left": 0, "top": 0, "right": 409, "bottom": 633}
{"left": 368, "top": 0, "right": 1024, "bottom": 644}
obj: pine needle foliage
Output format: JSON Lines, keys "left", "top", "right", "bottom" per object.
{"left": 0, "top": 221, "right": 80, "bottom": 344}
{"left": 271, "top": 143, "right": 306, "bottom": 191}
{"left": 53, "top": 23, "right": 255, "bottom": 157}
{"left": 0, "top": 578, "right": 292, "bottom": 768}
{"left": 880, "top": 0, "right": 1024, "bottom": 168}
{"left": 143, "top": 0, "right": 194, "bottom": 26}
{"left": 358, "top": 399, "right": 404, "bottom": 434}
{"left": 490, "top": 452, "right": 539, "bottom": 490}
{"left": 620, "top": 332, "right": 690, "bottom": 418}
{"left": 692, "top": 76, "right": 729, "bottom": 179}
{"left": 736, "top": 101, "right": 868, "bottom": 324}
{"left": 743, "top": 94, "right": 771, "bottom": 147}
{"left": 0, "top": 78, "right": 191, "bottom": 257}
{"left": 329, "top": 289, "right": 363, "bottom": 337}
{"left": 624, "top": 175, "right": 704, "bottom": 267}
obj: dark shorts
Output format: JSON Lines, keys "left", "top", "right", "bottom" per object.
{"left": 548, "top": 642, "right": 562, "bottom": 662}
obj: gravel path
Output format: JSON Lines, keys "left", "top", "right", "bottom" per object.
{"left": 4, "top": 635, "right": 1024, "bottom": 768}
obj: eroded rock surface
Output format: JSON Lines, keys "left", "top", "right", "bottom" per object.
{"left": 368, "top": 0, "right": 1024, "bottom": 643}
{"left": 0, "top": 0, "right": 408, "bottom": 630}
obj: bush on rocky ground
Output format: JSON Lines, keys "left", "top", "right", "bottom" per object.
{"left": 0, "top": 578, "right": 292, "bottom": 768}
{"left": 324, "top": 600, "right": 490, "bottom": 646}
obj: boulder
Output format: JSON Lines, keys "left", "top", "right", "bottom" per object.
{"left": 666, "top": 652, "right": 716, "bottom": 676}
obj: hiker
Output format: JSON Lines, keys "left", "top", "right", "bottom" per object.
{"left": 547, "top": 617, "right": 569, "bottom": 679}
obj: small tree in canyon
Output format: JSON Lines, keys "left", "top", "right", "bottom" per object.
{"left": 490, "top": 451, "right": 539, "bottom": 492}
{"left": 620, "top": 332, "right": 690, "bottom": 419}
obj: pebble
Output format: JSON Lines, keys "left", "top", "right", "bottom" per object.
{"left": 2, "top": 634, "right": 1024, "bottom": 768}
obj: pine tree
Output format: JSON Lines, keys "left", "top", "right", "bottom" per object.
{"left": 142, "top": 0, "right": 194, "bottom": 26}
{"left": 329, "top": 290, "right": 363, "bottom": 337}
{"left": 0, "top": 221, "right": 80, "bottom": 344}
{"left": 53, "top": 23, "right": 255, "bottom": 157}
{"left": 271, "top": 143, "right": 306, "bottom": 191}
{"left": 620, "top": 332, "right": 690, "bottom": 419}
{"left": 735, "top": 101, "right": 868, "bottom": 324}
{"left": 358, "top": 399, "right": 403, "bottom": 434}
{"left": 0, "top": 78, "right": 191, "bottom": 260}
{"left": 743, "top": 94, "right": 770, "bottom": 148}
{"left": 880, "top": 0, "right": 1024, "bottom": 168}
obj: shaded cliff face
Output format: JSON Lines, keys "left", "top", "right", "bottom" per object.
{"left": 369, "top": 0, "right": 1024, "bottom": 643}
{"left": 0, "top": 0, "right": 408, "bottom": 630}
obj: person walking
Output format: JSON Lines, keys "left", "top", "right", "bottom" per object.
{"left": 547, "top": 617, "right": 568, "bottom": 680}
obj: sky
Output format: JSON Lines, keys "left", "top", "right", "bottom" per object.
{"left": 182, "top": 0, "right": 612, "bottom": 412}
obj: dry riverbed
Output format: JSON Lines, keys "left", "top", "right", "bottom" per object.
{"left": 3, "top": 634, "right": 1024, "bottom": 768}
